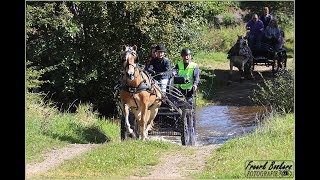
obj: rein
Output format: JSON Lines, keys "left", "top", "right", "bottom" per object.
{"left": 122, "top": 56, "right": 152, "bottom": 94}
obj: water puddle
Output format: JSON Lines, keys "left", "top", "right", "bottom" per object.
{"left": 150, "top": 105, "right": 268, "bottom": 146}
{"left": 196, "top": 105, "right": 267, "bottom": 145}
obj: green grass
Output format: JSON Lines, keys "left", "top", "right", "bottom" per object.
{"left": 192, "top": 51, "right": 229, "bottom": 107}
{"left": 35, "top": 140, "right": 181, "bottom": 178}
{"left": 193, "top": 113, "right": 294, "bottom": 179}
{"left": 194, "top": 51, "right": 228, "bottom": 64}
{"left": 283, "top": 29, "right": 294, "bottom": 58}
{"left": 197, "top": 25, "right": 247, "bottom": 53}
{"left": 26, "top": 92, "right": 120, "bottom": 164}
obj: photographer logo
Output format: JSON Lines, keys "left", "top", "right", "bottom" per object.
{"left": 245, "top": 160, "right": 294, "bottom": 178}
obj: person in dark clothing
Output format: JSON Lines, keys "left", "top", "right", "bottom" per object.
{"left": 144, "top": 44, "right": 157, "bottom": 70}
{"left": 259, "top": 7, "right": 273, "bottom": 28}
{"left": 172, "top": 48, "right": 200, "bottom": 104}
{"left": 246, "top": 14, "right": 264, "bottom": 49}
{"left": 146, "top": 44, "right": 171, "bottom": 93}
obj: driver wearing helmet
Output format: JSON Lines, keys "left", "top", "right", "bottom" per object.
{"left": 172, "top": 48, "right": 200, "bottom": 104}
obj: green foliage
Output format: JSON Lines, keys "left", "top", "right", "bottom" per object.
{"left": 203, "top": 1, "right": 234, "bottom": 27}
{"left": 26, "top": 1, "right": 294, "bottom": 116}
{"left": 197, "top": 25, "right": 246, "bottom": 52}
{"left": 251, "top": 71, "right": 294, "bottom": 113}
{"left": 222, "top": 13, "right": 238, "bottom": 27}
{"left": 274, "top": 12, "right": 294, "bottom": 31}
{"left": 26, "top": 61, "right": 56, "bottom": 91}
{"left": 26, "top": 1, "right": 231, "bottom": 115}
{"left": 239, "top": 1, "right": 294, "bottom": 18}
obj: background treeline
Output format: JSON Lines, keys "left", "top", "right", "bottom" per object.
{"left": 26, "top": 1, "right": 294, "bottom": 116}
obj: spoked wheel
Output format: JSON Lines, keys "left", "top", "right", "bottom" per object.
{"left": 180, "top": 109, "right": 196, "bottom": 146}
{"left": 189, "top": 110, "right": 196, "bottom": 146}
{"left": 120, "top": 111, "right": 138, "bottom": 140}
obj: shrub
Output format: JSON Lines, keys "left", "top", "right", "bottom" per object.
{"left": 222, "top": 13, "right": 238, "bottom": 27}
{"left": 251, "top": 70, "right": 294, "bottom": 114}
{"left": 26, "top": 60, "right": 56, "bottom": 92}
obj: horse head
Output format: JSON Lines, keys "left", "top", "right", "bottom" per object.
{"left": 228, "top": 35, "right": 254, "bottom": 85}
{"left": 237, "top": 35, "right": 247, "bottom": 49}
{"left": 121, "top": 45, "right": 138, "bottom": 81}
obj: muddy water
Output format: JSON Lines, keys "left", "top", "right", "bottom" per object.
{"left": 196, "top": 105, "right": 267, "bottom": 145}
{"left": 153, "top": 105, "right": 268, "bottom": 146}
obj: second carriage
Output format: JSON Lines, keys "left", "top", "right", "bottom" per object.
{"left": 249, "top": 32, "right": 288, "bottom": 75}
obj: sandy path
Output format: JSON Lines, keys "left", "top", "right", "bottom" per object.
{"left": 130, "top": 144, "right": 219, "bottom": 179}
{"left": 26, "top": 143, "right": 100, "bottom": 178}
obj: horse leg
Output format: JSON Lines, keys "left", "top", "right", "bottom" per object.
{"left": 131, "top": 108, "right": 141, "bottom": 139}
{"left": 228, "top": 60, "right": 233, "bottom": 85}
{"left": 239, "top": 61, "right": 245, "bottom": 82}
{"left": 245, "top": 58, "right": 254, "bottom": 80}
{"left": 139, "top": 104, "right": 149, "bottom": 140}
{"left": 123, "top": 104, "right": 134, "bottom": 137}
{"left": 146, "top": 106, "right": 159, "bottom": 132}
{"left": 249, "top": 59, "right": 254, "bottom": 80}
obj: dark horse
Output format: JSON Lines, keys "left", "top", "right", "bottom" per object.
{"left": 227, "top": 35, "right": 254, "bottom": 84}
{"left": 119, "top": 45, "right": 163, "bottom": 140}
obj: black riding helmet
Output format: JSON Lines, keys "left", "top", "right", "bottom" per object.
{"left": 156, "top": 44, "right": 167, "bottom": 52}
{"left": 181, "top": 48, "right": 191, "bottom": 56}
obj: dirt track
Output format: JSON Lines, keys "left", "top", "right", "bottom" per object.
{"left": 130, "top": 144, "right": 219, "bottom": 179}
{"left": 26, "top": 144, "right": 99, "bottom": 178}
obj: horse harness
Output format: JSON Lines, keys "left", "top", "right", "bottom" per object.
{"left": 241, "top": 46, "right": 255, "bottom": 60}
{"left": 119, "top": 65, "right": 158, "bottom": 109}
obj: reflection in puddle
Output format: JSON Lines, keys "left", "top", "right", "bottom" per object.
{"left": 196, "top": 105, "right": 267, "bottom": 145}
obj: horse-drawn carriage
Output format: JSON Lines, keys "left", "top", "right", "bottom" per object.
{"left": 115, "top": 45, "right": 197, "bottom": 146}
{"left": 150, "top": 75, "right": 197, "bottom": 146}
{"left": 227, "top": 33, "right": 288, "bottom": 83}
{"left": 117, "top": 75, "right": 197, "bottom": 146}
{"left": 250, "top": 33, "right": 288, "bottom": 75}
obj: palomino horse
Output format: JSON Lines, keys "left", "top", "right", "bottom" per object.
{"left": 119, "top": 45, "right": 163, "bottom": 140}
{"left": 227, "top": 35, "right": 254, "bottom": 84}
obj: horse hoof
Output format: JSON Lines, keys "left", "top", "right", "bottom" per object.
{"left": 129, "top": 133, "right": 136, "bottom": 139}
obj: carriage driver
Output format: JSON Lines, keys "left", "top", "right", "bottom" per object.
{"left": 172, "top": 48, "right": 200, "bottom": 104}
{"left": 146, "top": 44, "right": 171, "bottom": 93}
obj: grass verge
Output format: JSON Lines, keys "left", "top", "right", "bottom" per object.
{"left": 26, "top": 92, "right": 120, "bottom": 164}
{"left": 193, "top": 113, "right": 294, "bottom": 179}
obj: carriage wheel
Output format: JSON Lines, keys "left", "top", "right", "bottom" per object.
{"left": 181, "top": 109, "right": 190, "bottom": 145}
{"left": 180, "top": 109, "right": 196, "bottom": 146}
{"left": 189, "top": 111, "right": 196, "bottom": 146}
{"left": 120, "top": 111, "right": 137, "bottom": 140}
